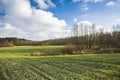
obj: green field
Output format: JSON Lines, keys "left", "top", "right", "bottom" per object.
{"left": 0, "top": 46, "right": 120, "bottom": 80}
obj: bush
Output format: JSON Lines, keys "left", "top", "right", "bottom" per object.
{"left": 61, "top": 44, "right": 93, "bottom": 54}
{"left": 94, "top": 48, "right": 120, "bottom": 54}
{"left": 30, "top": 52, "right": 44, "bottom": 56}
{"left": 112, "top": 48, "right": 120, "bottom": 53}
{"left": 30, "top": 51, "right": 62, "bottom": 56}
{"left": 61, "top": 44, "right": 79, "bottom": 54}
{"left": 91, "top": 46, "right": 101, "bottom": 50}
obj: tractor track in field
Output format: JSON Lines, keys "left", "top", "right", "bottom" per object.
{"left": 0, "top": 52, "right": 119, "bottom": 80}
{"left": 22, "top": 58, "right": 110, "bottom": 80}
{"left": 17, "top": 59, "right": 56, "bottom": 80}
{"left": 40, "top": 60, "right": 115, "bottom": 80}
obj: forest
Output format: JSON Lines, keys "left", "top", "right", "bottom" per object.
{"left": 0, "top": 24, "right": 120, "bottom": 54}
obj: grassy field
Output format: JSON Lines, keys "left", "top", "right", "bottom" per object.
{"left": 0, "top": 46, "right": 120, "bottom": 80}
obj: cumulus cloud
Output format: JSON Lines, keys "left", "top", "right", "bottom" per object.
{"left": 77, "top": 21, "right": 93, "bottom": 27}
{"left": 0, "top": 23, "right": 26, "bottom": 37}
{"left": 76, "top": 21, "right": 110, "bottom": 33}
{"left": 73, "top": 21, "right": 94, "bottom": 36}
{"left": 0, "top": 0, "right": 67, "bottom": 40}
{"left": 95, "top": 25, "right": 103, "bottom": 30}
{"left": 0, "top": 0, "right": 32, "bottom": 18}
{"left": 106, "top": 1, "right": 115, "bottom": 6}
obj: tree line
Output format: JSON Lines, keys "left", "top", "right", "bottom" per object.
{"left": 0, "top": 37, "right": 41, "bottom": 47}
{"left": 69, "top": 24, "right": 120, "bottom": 54}
{"left": 0, "top": 24, "right": 120, "bottom": 54}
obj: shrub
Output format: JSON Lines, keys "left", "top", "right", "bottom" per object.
{"left": 30, "top": 52, "right": 44, "bottom": 56}
{"left": 112, "top": 48, "right": 120, "bottom": 53}
{"left": 91, "top": 46, "right": 101, "bottom": 50}
{"left": 30, "top": 51, "right": 62, "bottom": 56}
{"left": 61, "top": 44, "right": 77, "bottom": 54}
{"left": 61, "top": 44, "right": 93, "bottom": 54}
{"left": 94, "top": 48, "right": 120, "bottom": 54}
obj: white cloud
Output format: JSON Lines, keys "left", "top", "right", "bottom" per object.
{"left": 34, "top": 0, "right": 56, "bottom": 9}
{"left": 106, "top": 1, "right": 115, "bottom": 6}
{"left": 0, "top": 0, "right": 32, "bottom": 18}
{"left": 81, "top": 5, "right": 89, "bottom": 11}
{"left": 77, "top": 21, "right": 93, "bottom": 27}
{"left": 0, "top": 23, "right": 26, "bottom": 37}
{"left": 114, "top": 18, "right": 120, "bottom": 24}
{"left": 3, "top": 23, "right": 15, "bottom": 30}
{"left": 0, "top": 0, "right": 67, "bottom": 40}
{"left": 115, "top": 18, "right": 120, "bottom": 22}
{"left": 95, "top": 25, "right": 103, "bottom": 30}
{"left": 95, "top": 25, "right": 110, "bottom": 32}
{"left": 74, "top": 18, "right": 78, "bottom": 23}
{"left": 73, "top": 21, "right": 94, "bottom": 36}
{"left": 76, "top": 21, "right": 110, "bottom": 33}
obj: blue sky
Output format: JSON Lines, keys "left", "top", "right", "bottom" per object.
{"left": 0, "top": 0, "right": 120, "bottom": 40}
{"left": 49, "top": 0, "right": 120, "bottom": 26}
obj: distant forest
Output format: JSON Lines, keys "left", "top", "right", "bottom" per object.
{"left": 0, "top": 37, "right": 71, "bottom": 47}
{"left": 0, "top": 25, "right": 120, "bottom": 50}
